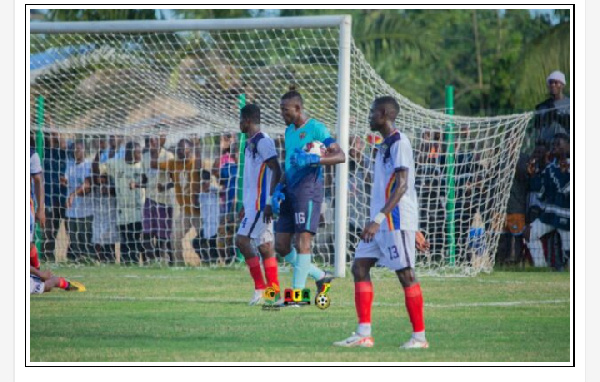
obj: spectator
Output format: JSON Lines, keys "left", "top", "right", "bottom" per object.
{"left": 42, "top": 130, "right": 68, "bottom": 262}
{"left": 347, "top": 135, "right": 370, "bottom": 252}
{"left": 90, "top": 174, "right": 119, "bottom": 263}
{"left": 100, "top": 134, "right": 126, "bottom": 162}
{"left": 497, "top": 148, "right": 530, "bottom": 265}
{"left": 154, "top": 138, "right": 202, "bottom": 265}
{"left": 194, "top": 169, "right": 221, "bottom": 263}
{"left": 525, "top": 133, "right": 570, "bottom": 269}
{"left": 534, "top": 70, "right": 570, "bottom": 147}
{"left": 140, "top": 130, "right": 175, "bottom": 264}
{"left": 63, "top": 140, "right": 94, "bottom": 263}
{"left": 525, "top": 143, "right": 549, "bottom": 225}
{"left": 99, "top": 141, "right": 145, "bottom": 265}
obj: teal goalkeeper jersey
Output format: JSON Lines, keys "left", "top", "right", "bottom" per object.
{"left": 284, "top": 118, "right": 335, "bottom": 187}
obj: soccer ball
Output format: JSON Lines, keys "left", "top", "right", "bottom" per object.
{"left": 304, "top": 140, "right": 327, "bottom": 157}
{"left": 315, "top": 292, "right": 331, "bottom": 310}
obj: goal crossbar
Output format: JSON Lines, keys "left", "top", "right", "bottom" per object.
{"left": 30, "top": 15, "right": 350, "bottom": 34}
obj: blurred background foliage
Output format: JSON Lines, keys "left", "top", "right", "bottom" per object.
{"left": 36, "top": 8, "right": 570, "bottom": 116}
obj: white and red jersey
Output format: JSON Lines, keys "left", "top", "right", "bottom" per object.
{"left": 243, "top": 131, "right": 278, "bottom": 213}
{"left": 370, "top": 130, "right": 419, "bottom": 232}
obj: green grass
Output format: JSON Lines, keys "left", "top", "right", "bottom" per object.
{"left": 30, "top": 266, "right": 571, "bottom": 362}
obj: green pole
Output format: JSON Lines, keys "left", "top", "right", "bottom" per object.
{"left": 445, "top": 86, "right": 456, "bottom": 266}
{"left": 235, "top": 94, "right": 247, "bottom": 263}
{"left": 35, "top": 96, "right": 45, "bottom": 256}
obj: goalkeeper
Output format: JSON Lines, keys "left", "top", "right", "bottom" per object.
{"left": 272, "top": 87, "right": 345, "bottom": 297}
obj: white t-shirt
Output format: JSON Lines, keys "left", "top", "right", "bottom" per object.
{"left": 370, "top": 130, "right": 419, "bottom": 232}
{"left": 242, "top": 132, "right": 278, "bottom": 212}
{"left": 142, "top": 148, "right": 175, "bottom": 206}
{"left": 64, "top": 160, "right": 94, "bottom": 219}
{"left": 198, "top": 187, "right": 220, "bottom": 238}
{"left": 100, "top": 158, "right": 145, "bottom": 225}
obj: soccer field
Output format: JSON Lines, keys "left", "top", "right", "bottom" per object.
{"left": 29, "top": 266, "right": 570, "bottom": 363}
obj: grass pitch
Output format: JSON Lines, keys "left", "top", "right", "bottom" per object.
{"left": 29, "top": 266, "right": 570, "bottom": 362}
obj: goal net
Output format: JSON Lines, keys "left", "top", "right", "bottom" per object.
{"left": 29, "top": 16, "right": 532, "bottom": 275}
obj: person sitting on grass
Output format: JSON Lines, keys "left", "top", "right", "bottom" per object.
{"left": 30, "top": 266, "right": 85, "bottom": 294}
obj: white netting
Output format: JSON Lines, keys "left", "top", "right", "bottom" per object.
{"left": 29, "top": 19, "right": 532, "bottom": 274}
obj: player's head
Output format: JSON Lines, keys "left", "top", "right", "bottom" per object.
{"left": 280, "top": 85, "right": 304, "bottom": 126}
{"left": 240, "top": 104, "right": 261, "bottom": 134}
{"left": 125, "top": 141, "right": 142, "bottom": 163}
{"left": 369, "top": 96, "right": 400, "bottom": 131}
{"left": 177, "top": 138, "right": 193, "bottom": 160}
{"left": 546, "top": 70, "right": 566, "bottom": 98}
{"left": 73, "top": 140, "right": 86, "bottom": 163}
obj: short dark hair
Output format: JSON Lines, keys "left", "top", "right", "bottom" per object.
{"left": 373, "top": 96, "right": 400, "bottom": 119}
{"left": 241, "top": 104, "right": 261, "bottom": 125}
{"left": 281, "top": 85, "right": 303, "bottom": 104}
{"left": 178, "top": 138, "right": 193, "bottom": 147}
{"left": 201, "top": 169, "right": 211, "bottom": 181}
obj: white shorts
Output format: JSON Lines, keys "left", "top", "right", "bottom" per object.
{"left": 236, "top": 209, "right": 274, "bottom": 246}
{"left": 30, "top": 275, "right": 45, "bottom": 294}
{"left": 355, "top": 230, "right": 416, "bottom": 271}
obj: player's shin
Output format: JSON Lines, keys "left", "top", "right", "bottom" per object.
{"left": 263, "top": 257, "right": 280, "bottom": 290}
{"left": 292, "top": 254, "right": 311, "bottom": 289}
{"left": 245, "top": 256, "right": 267, "bottom": 291}
{"left": 355, "top": 281, "right": 373, "bottom": 336}
{"left": 404, "top": 283, "right": 425, "bottom": 339}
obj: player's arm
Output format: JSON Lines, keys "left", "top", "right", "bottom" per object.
{"left": 130, "top": 174, "right": 148, "bottom": 189}
{"left": 32, "top": 172, "right": 45, "bottom": 227}
{"left": 66, "top": 177, "right": 92, "bottom": 209}
{"left": 319, "top": 141, "right": 346, "bottom": 166}
{"left": 263, "top": 157, "right": 283, "bottom": 223}
{"left": 361, "top": 169, "right": 408, "bottom": 243}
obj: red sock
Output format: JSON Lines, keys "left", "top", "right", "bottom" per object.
{"left": 355, "top": 281, "right": 373, "bottom": 324}
{"left": 404, "top": 283, "right": 425, "bottom": 332}
{"left": 30, "top": 246, "right": 40, "bottom": 269}
{"left": 58, "top": 277, "right": 69, "bottom": 290}
{"left": 246, "top": 256, "right": 266, "bottom": 290}
{"left": 263, "top": 257, "right": 280, "bottom": 291}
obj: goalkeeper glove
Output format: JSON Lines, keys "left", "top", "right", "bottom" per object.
{"left": 290, "top": 148, "right": 320, "bottom": 168}
{"left": 271, "top": 183, "right": 286, "bottom": 216}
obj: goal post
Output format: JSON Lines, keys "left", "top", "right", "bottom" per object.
{"left": 30, "top": 15, "right": 532, "bottom": 276}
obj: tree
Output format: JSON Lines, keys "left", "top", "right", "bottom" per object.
{"left": 46, "top": 9, "right": 164, "bottom": 21}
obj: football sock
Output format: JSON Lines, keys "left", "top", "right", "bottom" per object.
{"left": 413, "top": 331, "right": 426, "bottom": 342}
{"left": 292, "top": 253, "right": 311, "bottom": 289}
{"left": 355, "top": 281, "right": 373, "bottom": 332}
{"left": 357, "top": 323, "right": 372, "bottom": 337}
{"left": 58, "top": 277, "right": 70, "bottom": 290}
{"left": 263, "top": 257, "right": 280, "bottom": 290}
{"left": 246, "top": 256, "right": 266, "bottom": 290}
{"left": 404, "top": 283, "right": 425, "bottom": 333}
{"left": 284, "top": 249, "right": 297, "bottom": 266}
{"left": 284, "top": 248, "right": 325, "bottom": 281}
{"left": 30, "top": 246, "right": 40, "bottom": 269}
